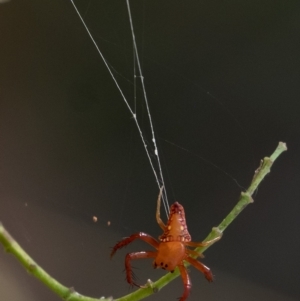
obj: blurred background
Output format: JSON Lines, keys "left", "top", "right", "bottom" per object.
{"left": 0, "top": 0, "right": 299, "bottom": 300}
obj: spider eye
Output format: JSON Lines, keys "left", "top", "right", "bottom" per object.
{"left": 160, "top": 262, "right": 164, "bottom": 266}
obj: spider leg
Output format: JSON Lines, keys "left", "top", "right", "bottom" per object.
{"left": 184, "top": 235, "right": 221, "bottom": 248}
{"left": 178, "top": 264, "right": 192, "bottom": 301}
{"left": 186, "top": 248, "right": 204, "bottom": 259}
{"left": 110, "top": 232, "right": 159, "bottom": 258}
{"left": 185, "top": 256, "right": 213, "bottom": 282}
{"left": 125, "top": 251, "right": 157, "bottom": 287}
{"left": 156, "top": 186, "right": 166, "bottom": 231}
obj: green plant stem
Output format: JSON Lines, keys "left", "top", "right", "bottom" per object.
{"left": 0, "top": 224, "right": 110, "bottom": 301}
{"left": 0, "top": 142, "right": 287, "bottom": 301}
{"left": 198, "top": 141, "right": 288, "bottom": 247}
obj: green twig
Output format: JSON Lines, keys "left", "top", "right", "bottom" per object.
{"left": 197, "top": 141, "right": 287, "bottom": 249}
{"left": 0, "top": 142, "right": 287, "bottom": 301}
{"left": 0, "top": 223, "right": 111, "bottom": 301}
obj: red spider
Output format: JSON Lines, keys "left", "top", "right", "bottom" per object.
{"left": 110, "top": 187, "right": 221, "bottom": 301}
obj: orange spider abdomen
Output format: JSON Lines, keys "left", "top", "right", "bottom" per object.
{"left": 159, "top": 202, "right": 191, "bottom": 242}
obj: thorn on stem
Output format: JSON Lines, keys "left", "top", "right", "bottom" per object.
{"left": 28, "top": 263, "right": 37, "bottom": 272}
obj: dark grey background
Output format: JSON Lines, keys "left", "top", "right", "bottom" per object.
{"left": 0, "top": 1, "right": 299, "bottom": 301}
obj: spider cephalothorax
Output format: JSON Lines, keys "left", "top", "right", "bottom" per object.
{"left": 110, "top": 187, "right": 221, "bottom": 301}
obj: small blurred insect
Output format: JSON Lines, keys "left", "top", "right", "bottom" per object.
{"left": 111, "top": 187, "right": 221, "bottom": 301}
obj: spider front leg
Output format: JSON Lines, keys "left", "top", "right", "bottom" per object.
{"left": 111, "top": 232, "right": 159, "bottom": 288}
{"left": 178, "top": 264, "right": 192, "bottom": 301}
{"left": 156, "top": 186, "right": 166, "bottom": 231}
{"left": 110, "top": 232, "right": 159, "bottom": 258}
{"left": 125, "top": 251, "right": 157, "bottom": 287}
{"left": 185, "top": 234, "right": 222, "bottom": 248}
{"left": 186, "top": 256, "right": 213, "bottom": 282}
